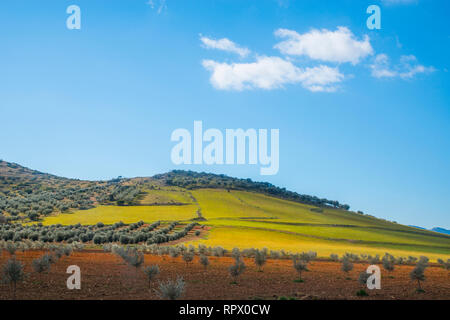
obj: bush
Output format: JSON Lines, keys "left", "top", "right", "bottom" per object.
{"left": 200, "top": 255, "right": 209, "bottom": 270}
{"left": 143, "top": 265, "right": 160, "bottom": 288}
{"left": 410, "top": 262, "right": 426, "bottom": 292}
{"left": 229, "top": 258, "right": 246, "bottom": 283}
{"left": 341, "top": 258, "right": 353, "bottom": 274}
{"left": 356, "top": 289, "right": 369, "bottom": 297}
{"left": 182, "top": 251, "right": 194, "bottom": 266}
{"left": 63, "top": 245, "right": 73, "bottom": 256}
{"left": 407, "top": 256, "right": 418, "bottom": 264}
{"left": 330, "top": 254, "right": 339, "bottom": 262}
{"left": 212, "top": 246, "right": 225, "bottom": 257}
{"left": 358, "top": 271, "right": 370, "bottom": 287}
{"left": 126, "top": 251, "right": 145, "bottom": 270}
{"left": 169, "top": 247, "right": 180, "bottom": 258}
{"left": 292, "top": 257, "right": 308, "bottom": 282}
{"left": 32, "top": 254, "right": 52, "bottom": 274}
{"left": 254, "top": 249, "right": 267, "bottom": 272}
{"left": 5, "top": 241, "right": 16, "bottom": 255}
{"left": 1, "top": 258, "right": 25, "bottom": 299}
{"left": 382, "top": 253, "right": 395, "bottom": 273}
{"left": 156, "top": 276, "right": 185, "bottom": 300}
{"left": 418, "top": 256, "right": 429, "bottom": 267}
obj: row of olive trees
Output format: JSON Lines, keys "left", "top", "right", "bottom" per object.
{"left": 0, "top": 220, "right": 197, "bottom": 246}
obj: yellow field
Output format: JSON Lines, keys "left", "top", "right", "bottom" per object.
{"left": 41, "top": 205, "right": 197, "bottom": 225}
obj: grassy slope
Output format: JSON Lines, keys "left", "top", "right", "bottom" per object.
{"left": 40, "top": 187, "right": 450, "bottom": 260}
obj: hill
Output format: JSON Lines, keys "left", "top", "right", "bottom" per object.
{"left": 431, "top": 227, "right": 450, "bottom": 235}
{"left": 0, "top": 160, "right": 449, "bottom": 261}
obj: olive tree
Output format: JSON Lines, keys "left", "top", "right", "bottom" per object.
{"left": 143, "top": 265, "right": 160, "bottom": 288}
{"left": 1, "top": 258, "right": 25, "bottom": 299}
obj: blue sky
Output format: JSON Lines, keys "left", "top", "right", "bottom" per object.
{"left": 0, "top": 0, "right": 449, "bottom": 228}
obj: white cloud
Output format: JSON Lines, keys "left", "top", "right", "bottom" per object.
{"left": 202, "top": 56, "right": 344, "bottom": 92}
{"left": 200, "top": 36, "right": 250, "bottom": 57}
{"left": 147, "top": 0, "right": 166, "bottom": 14}
{"left": 370, "top": 54, "right": 435, "bottom": 79}
{"left": 274, "top": 27, "right": 373, "bottom": 65}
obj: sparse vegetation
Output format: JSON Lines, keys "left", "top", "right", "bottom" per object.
{"left": 200, "top": 255, "right": 209, "bottom": 271}
{"left": 410, "top": 259, "right": 427, "bottom": 293}
{"left": 143, "top": 265, "right": 160, "bottom": 288}
{"left": 357, "top": 271, "right": 370, "bottom": 297}
{"left": 292, "top": 256, "right": 308, "bottom": 282}
{"left": 182, "top": 251, "right": 194, "bottom": 267}
{"left": 341, "top": 258, "right": 353, "bottom": 278}
{"left": 32, "top": 254, "right": 52, "bottom": 275}
{"left": 229, "top": 255, "right": 246, "bottom": 284}
{"left": 156, "top": 276, "right": 185, "bottom": 300}
{"left": 382, "top": 253, "right": 395, "bottom": 275}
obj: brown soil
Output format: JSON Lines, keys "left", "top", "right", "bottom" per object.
{"left": 0, "top": 250, "right": 448, "bottom": 300}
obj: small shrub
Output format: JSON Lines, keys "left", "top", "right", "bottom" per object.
{"left": 358, "top": 271, "right": 370, "bottom": 288}
{"left": 330, "top": 254, "right": 339, "bottom": 262}
{"left": 169, "top": 247, "right": 180, "bottom": 258}
{"left": 382, "top": 256, "right": 395, "bottom": 273}
{"left": 418, "top": 256, "right": 429, "bottom": 267}
{"left": 182, "top": 251, "right": 194, "bottom": 266}
{"left": 212, "top": 246, "right": 225, "bottom": 257}
{"left": 32, "top": 254, "right": 52, "bottom": 275}
{"left": 63, "top": 245, "right": 73, "bottom": 257}
{"left": 407, "top": 256, "right": 418, "bottom": 264}
{"left": 254, "top": 250, "right": 267, "bottom": 272}
{"left": 292, "top": 257, "right": 308, "bottom": 282}
{"left": 143, "top": 265, "right": 160, "bottom": 288}
{"left": 127, "top": 251, "right": 144, "bottom": 271}
{"left": 5, "top": 242, "right": 16, "bottom": 255}
{"left": 341, "top": 258, "right": 353, "bottom": 275}
{"left": 356, "top": 289, "right": 369, "bottom": 297}
{"left": 200, "top": 255, "right": 209, "bottom": 270}
{"left": 368, "top": 254, "right": 380, "bottom": 264}
{"left": 156, "top": 276, "right": 185, "bottom": 300}
{"left": 410, "top": 262, "right": 426, "bottom": 292}
{"left": 1, "top": 258, "right": 25, "bottom": 299}
{"left": 231, "top": 248, "right": 240, "bottom": 260}
{"left": 229, "top": 258, "right": 246, "bottom": 284}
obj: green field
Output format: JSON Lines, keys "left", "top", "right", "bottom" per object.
{"left": 38, "top": 187, "right": 450, "bottom": 261}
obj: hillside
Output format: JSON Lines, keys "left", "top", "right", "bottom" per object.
{"left": 0, "top": 160, "right": 449, "bottom": 261}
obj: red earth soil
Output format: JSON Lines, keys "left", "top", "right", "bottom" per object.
{"left": 0, "top": 250, "right": 448, "bottom": 300}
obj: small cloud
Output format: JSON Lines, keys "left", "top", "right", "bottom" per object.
{"left": 370, "top": 54, "right": 435, "bottom": 79}
{"left": 274, "top": 27, "right": 373, "bottom": 65}
{"left": 200, "top": 36, "right": 250, "bottom": 57}
{"left": 202, "top": 56, "right": 344, "bottom": 92}
{"left": 147, "top": 0, "right": 166, "bottom": 14}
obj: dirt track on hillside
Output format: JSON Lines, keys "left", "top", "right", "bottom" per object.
{"left": 0, "top": 250, "right": 448, "bottom": 300}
